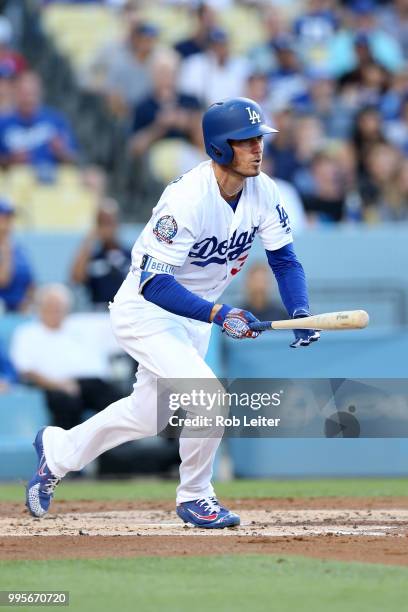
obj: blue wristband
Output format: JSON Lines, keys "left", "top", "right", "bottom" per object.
{"left": 212, "top": 304, "right": 232, "bottom": 327}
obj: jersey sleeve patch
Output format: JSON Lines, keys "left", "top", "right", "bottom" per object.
{"left": 153, "top": 215, "right": 178, "bottom": 244}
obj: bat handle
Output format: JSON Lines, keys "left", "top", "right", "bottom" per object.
{"left": 248, "top": 321, "right": 273, "bottom": 332}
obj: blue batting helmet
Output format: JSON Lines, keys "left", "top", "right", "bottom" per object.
{"left": 202, "top": 97, "right": 277, "bottom": 165}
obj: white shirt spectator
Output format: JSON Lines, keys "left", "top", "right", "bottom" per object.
{"left": 178, "top": 51, "right": 250, "bottom": 106}
{"left": 11, "top": 313, "right": 117, "bottom": 381}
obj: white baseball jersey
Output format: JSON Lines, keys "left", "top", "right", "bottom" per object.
{"left": 42, "top": 160, "right": 294, "bottom": 504}
{"left": 131, "top": 160, "right": 293, "bottom": 303}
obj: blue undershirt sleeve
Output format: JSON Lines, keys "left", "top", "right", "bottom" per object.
{"left": 266, "top": 243, "right": 309, "bottom": 317}
{"left": 142, "top": 274, "right": 214, "bottom": 323}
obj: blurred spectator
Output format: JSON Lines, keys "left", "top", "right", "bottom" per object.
{"left": 293, "top": 0, "right": 339, "bottom": 71}
{"left": 352, "top": 105, "right": 387, "bottom": 178}
{"left": 103, "top": 22, "right": 160, "bottom": 118}
{"left": 178, "top": 27, "right": 250, "bottom": 105}
{"left": 337, "top": 34, "right": 392, "bottom": 111}
{"left": 81, "top": 0, "right": 142, "bottom": 94}
{"left": 301, "top": 151, "right": 346, "bottom": 222}
{"left": 241, "top": 262, "right": 287, "bottom": 321}
{"left": 378, "top": 0, "right": 408, "bottom": 58}
{"left": 0, "top": 16, "right": 28, "bottom": 76}
{"left": 264, "top": 107, "right": 300, "bottom": 182}
{"left": 174, "top": 2, "right": 218, "bottom": 59}
{"left": 292, "top": 114, "right": 326, "bottom": 194}
{"left": 244, "top": 72, "right": 270, "bottom": 110}
{"left": 331, "top": 140, "right": 363, "bottom": 221}
{"left": 328, "top": 1, "right": 405, "bottom": 77}
{"left": 129, "top": 50, "right": 202, "bottom": 157}
{"left": 0, "top": 198, "right": 34, "bottom": 312}
{"left": 10, "top": 284, "right": 121, "bottom": 429}
{"left": 248, "top": 5, "right": 289, "bottom": 74}
{"left": 0, "top": 71, "right": 78, "bottom": 174}
{"left": 293, "top": 70, "right": 354, "bottom": 138}
{"left": 0, "top": 338, "right": 17, "bottom": 392}
{"left": 385, "top": 97, "right": 408, "bottom": 155}
{"left": 381, "top": 68, "right": 408, "bottom": 122}
{"left": 71, "top": 198, "right": 131, "bottom": 308}
{"left": 267, "top": 34, "right": 308, "bottom": 111}
{"left": 359, "top": 143, "right": 407, "bottom": 221}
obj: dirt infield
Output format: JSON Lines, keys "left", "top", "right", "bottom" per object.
{"left": 1, "top": 498, "right": 408, "bottom": 565}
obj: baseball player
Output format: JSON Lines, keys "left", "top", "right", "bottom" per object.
{"left": 26, "top": 97, "right": 319, "bottom": 528}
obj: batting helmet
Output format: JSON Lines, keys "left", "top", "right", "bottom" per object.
{"left": 202, "top": 97, "right": 277, "bottom": 165}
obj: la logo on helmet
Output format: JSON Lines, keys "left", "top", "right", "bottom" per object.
{"left": 246, "top": 106, "right": 261, "bottom": 124}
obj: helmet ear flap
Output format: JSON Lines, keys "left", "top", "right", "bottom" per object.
{"left": 209, "top": 141, "right": 234, "bottom": 164}
{"left": 210, "top": 144, "right": 223, "bottom": 158}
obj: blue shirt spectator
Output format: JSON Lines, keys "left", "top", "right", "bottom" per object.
{"left": 132, "top": 94, "right": 201, "bottom": 139}
{"left": 267, "top": 35, "right": 308, "bottom": 111}
{"left": 293, "top": 3, "right": 339, "bottom": 71}
{"left": 129, "top": 51, "right": 202, "bottom": 159}
{"left": 71, "top": 199, "right": 131, "bottom": 308}
{"left": 0, "top": 199, "right": 34, "bottom": 312}
{"left": 174, "top": 2, "right": 218, "bottom": 59}
{"left": 0, "top": 71, "right": 77, "bottom": 172}
{"left": 328, "top": 2, "right": 405, "bottom": 77}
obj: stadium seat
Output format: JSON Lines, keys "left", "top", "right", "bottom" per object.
{"left": 0, "top": 166, "right": 97, "bottom": 231}
{"left": 148, "top": 139, "right": 206, "bottom": 185}
{"left": 42, "top": 5, "right": 120, "bottom": 70}
{"left": 1, "top": 167, "right": 36, "bottom": 228}
{"left": 28, "top": 183, "right": 96, "bottom": 231}
{"left": 220, "top": 6, "right": 264, "bottom": 54}
{"left": 0, "top": 386, "right": 50, "bottom": 480}
{"left": 140, "top": 5, "right": 190, "bottom": 44}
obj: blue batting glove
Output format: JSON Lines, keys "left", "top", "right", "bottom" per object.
{"left": 213, "top": 305, "right": 262, "bottom": 340}
{"left": 290, "top": 308, "right": 321, "bottom": 349}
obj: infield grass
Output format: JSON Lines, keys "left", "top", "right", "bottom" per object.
{"left": 0, "top": 477, "right": 407, "bottom": 503}
{"left": 0, "top": 555, "right": 406, "bottom": 612}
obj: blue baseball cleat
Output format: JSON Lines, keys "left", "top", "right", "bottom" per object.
{"left": 26, "top": 428, "right": 61, "bottom": 518}
{"left": 176, "top": 497, "right": 240, "bottom": 528}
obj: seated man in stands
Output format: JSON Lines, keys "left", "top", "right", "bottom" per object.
{"left": 174, "top": 2, "right": 218, "bottom": 59}
{"left": 0, "top": 198, "right": 34, "bottom": 312}
{"left": 10, "top": 284, "right": 121, "bottom": 429}
{"left": 70, "top": 198, "right": 131, "bottom": 308}
{"left": 104, "top": 21, "right": 159, "bottom": 118}
{"left": 0, "top": 71, "right": 78, "bottom": 175}
{"left": 129, "top": 49, "right": 202, "bottom": 158}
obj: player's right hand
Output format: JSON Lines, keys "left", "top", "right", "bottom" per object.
{"left": 213, "top": 305, "right": 262, "bottom": 340}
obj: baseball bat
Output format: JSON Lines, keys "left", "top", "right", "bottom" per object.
{"left": 249, "top": 310, "right": 369, "bottom": 332}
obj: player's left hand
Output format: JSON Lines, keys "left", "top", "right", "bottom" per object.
{"left": 213, "top": 305, "right": 262, "bottom": 340}
{"left": 290, "top": 308, "right": 320, "bottom": 348}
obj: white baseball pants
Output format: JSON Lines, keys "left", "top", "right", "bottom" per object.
{"left": 43, "top": 273, "right": 223, "bottom": 503}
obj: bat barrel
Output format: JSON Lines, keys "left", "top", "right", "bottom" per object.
{"left": 248, "top": 310, "right": 369, "bottom": 332}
